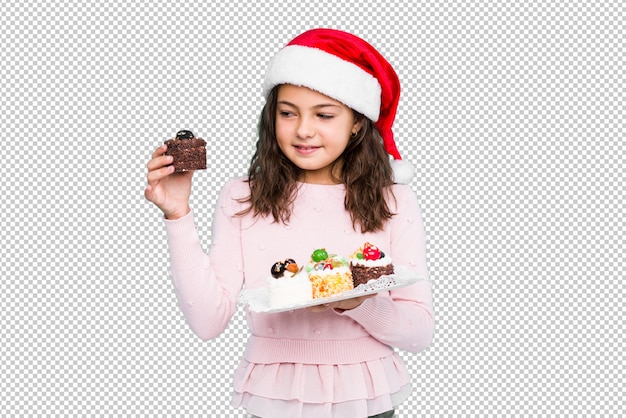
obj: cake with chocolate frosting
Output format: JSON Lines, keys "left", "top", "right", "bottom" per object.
{"left": 164, "top": 130, "right": 207, "bottom": 172}
{"left": 349, "top": 242, "right": 394, "bottom": 287}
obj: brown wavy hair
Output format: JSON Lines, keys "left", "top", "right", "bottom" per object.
{"left": 237, "top": 86, "right": 396, "bottom": 232}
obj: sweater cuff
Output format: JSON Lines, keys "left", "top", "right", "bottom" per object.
{"left": 334, "top": 295, "right": 394, "bottom": 330}
{"left": 163, "top": 209, "right": 206, "bottom": 271}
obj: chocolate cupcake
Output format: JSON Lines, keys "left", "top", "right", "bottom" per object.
{"left": 164, "top": 130, "right": 207, "bottom": 172}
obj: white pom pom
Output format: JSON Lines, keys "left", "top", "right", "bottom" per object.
{"left": 391, "top": 159, "right": 415, "bottom": 184}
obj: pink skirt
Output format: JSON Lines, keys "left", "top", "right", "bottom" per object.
{"left": 231, "top": 352, "right": 412, "bottom": 418}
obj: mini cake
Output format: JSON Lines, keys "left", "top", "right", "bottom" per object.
{"left": 349, "top": 242, "right": 395, "bottom": 287}
{"left": 305, "top": 248, "right": 354, "bottom": 298}
{"left": 266, "top": 258, "right": 313, "bottom": 308}
{"left": 164, "top": 130, "right": 207, "bottom": 172}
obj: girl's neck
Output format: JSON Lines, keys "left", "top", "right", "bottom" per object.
{"left": 299, "top": 163, "right": 343, "bottom": 185}
{"left": 299, "top": 178, "right": 342, "bottom": 185}
{"left": 298, "top": 175, "right": 342, "bottom": 185}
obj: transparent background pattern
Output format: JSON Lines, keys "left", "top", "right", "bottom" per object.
{"left": 1, "top": 0, "right": 623, "bottom": 416}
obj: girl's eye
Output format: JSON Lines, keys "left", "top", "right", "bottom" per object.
{"left": 278, "top": 110, "right": 294, "bottom": 117}
{"left": 318, "top": 114, "right": 334, "bottom": 120}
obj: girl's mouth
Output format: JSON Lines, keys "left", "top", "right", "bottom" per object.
{"left": 294, "top": 145, "right": 320, "bottom": 155}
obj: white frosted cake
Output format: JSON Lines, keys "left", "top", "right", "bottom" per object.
{"left": 267, "top": 259, "right": 313, "bottom": 308}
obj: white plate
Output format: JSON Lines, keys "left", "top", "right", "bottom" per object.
{"left": 238, "top": 265, "right": 423, "bottom": 313}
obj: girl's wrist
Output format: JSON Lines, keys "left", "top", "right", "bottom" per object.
{"left": 164, "top": 206, "right": 191, "bottom": 220}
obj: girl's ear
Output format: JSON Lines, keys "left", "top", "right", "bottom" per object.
{"left": 352, "top": 118, "right": 363, "bottom": 135}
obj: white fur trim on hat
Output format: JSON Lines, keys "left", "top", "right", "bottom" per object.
{"left": 262, "top": 45, "right": 381, "bottom": 122}
{"left": 391, "top": 159, "right": 415, "bottom": 184}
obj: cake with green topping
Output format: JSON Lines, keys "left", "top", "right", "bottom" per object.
{"left": 305, "top": 248, "right": 354, "bottom": 298}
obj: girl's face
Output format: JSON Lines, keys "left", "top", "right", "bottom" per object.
{"left": 275, "top": 84, "right": 361, "bottom": 184}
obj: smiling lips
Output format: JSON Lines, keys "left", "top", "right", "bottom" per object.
{"left": 294, "top": 144, "right": 321, "bottom": 155}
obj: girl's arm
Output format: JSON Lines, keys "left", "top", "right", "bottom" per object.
{"left": 164, "top": 179, "right": 245, "bottom": 340}
{"left": 337, "top": 186, "right": 435, "bottom": 353}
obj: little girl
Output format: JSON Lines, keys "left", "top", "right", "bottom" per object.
{"left": 145, "top": 28, "right": 434, "bottom": 418}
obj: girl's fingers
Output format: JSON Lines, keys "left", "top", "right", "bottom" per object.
{"left": 307, "top": 304, "right": 331, "bottom": 313}
{"left": 151, "top": 143, "right": 167, "bottom": 159}
{"left": 147, "top": 153, "right": 174, "bottom": 172}
{"left": 146, "top": 144, "right": 170, "bottom": 171}
{"left": 146, "top": 164, "right": 175, "bottom": 185}
{"left": 144, "top": 183, "right": 154, "bottom": 200}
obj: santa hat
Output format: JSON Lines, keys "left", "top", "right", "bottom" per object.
{"left": 262, "top": 28, "right": 414, "bottom": 184}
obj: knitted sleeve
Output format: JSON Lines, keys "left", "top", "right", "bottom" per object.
{"left": 163, "top": 179, "right": 246, "bottom": 340}
{"left": 338, "top": 185, "right": 435, "bottom": 353}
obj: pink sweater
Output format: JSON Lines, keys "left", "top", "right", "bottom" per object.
{"left": 164, "top": 178, "right": 434, "bottom": 414}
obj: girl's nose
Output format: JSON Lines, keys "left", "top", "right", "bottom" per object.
{"left": 296, "top": 116, "right": 315, "bottom": 139}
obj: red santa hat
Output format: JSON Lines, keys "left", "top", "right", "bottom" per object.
{"left": 262, "top": 28, "right": 415, "bottom": 184}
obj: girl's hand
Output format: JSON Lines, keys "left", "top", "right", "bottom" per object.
{"left": 144, "top": 144, "right": 194, "bottom": 219}
{"left": 307, "top": 294, "right": 375, "bottom": 313}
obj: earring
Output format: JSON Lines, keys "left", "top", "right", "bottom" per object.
{"left": 351, "top": 131, "right": 359, "bottom": 138}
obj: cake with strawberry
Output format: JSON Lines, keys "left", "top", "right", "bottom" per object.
{"left": 266, "top": 258, "right": 313, "bottom": 308}
{"left": 349, "top": 242, "right": 395, "bottom": 287}
{"left": 305, "top": 248, "right": 354, "bottom": 298}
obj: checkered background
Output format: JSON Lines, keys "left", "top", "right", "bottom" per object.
{"left": 1, "top": 0, "right": 623, "bottom": 416}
